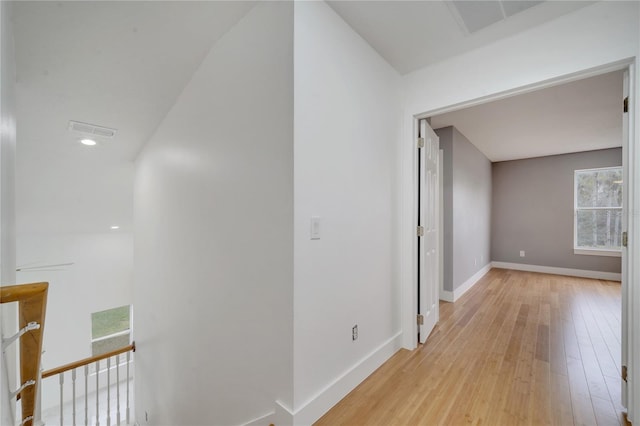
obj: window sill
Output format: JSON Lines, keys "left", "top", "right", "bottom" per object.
{"left": 574, "top": 248, "right": 622, "bottom": 257}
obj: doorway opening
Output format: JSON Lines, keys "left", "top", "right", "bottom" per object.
{"left": 411, "top": 62, "right": 634, "bottom": 416}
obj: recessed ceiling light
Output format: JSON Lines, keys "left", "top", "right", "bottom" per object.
{"left": 110, "top": 225, "right": 120, "bottom": 230}
{"left": 80, "top": 138, "right": 97, "bottom": 146}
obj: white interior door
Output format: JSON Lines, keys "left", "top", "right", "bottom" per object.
{"left": 621, "top": 69, "right": 630, "bottom": 409}
{"left": 419, "top": 119, "right": 440, "bottom": 344}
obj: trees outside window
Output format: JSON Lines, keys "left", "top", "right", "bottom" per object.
{"left": 574, "top": 167, "right": 622, "bottom": 256}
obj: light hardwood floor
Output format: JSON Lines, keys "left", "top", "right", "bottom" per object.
{"left": 316, "top": 268, "right": 629, "bottom": 426}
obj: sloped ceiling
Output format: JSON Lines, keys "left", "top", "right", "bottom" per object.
{"left": 327, "top": 0, "right": 593, "bottom": 75}
{"left": 13, "top": 1, "right": 615, "bottom": 236}
{"left": 14, "top": 1, "right": 255, "bottom": 234}
{"left": 431, "top": 70, "right": 624, "bottom": 162}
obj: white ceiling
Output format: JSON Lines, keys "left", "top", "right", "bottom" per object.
{"left": 431, "top": 70, "right": 624, "bottom": 162}
{"left": 328, "top": 1, "right": 594, "bottom": 75}
{"left": 14, "top": 1, "right": 255, "bottom": 234}
{"left": 13, "top": 1, "right": 614, "bottom": 236}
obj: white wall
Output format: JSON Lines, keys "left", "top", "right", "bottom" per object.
{"left": 1, "top": 1, "right": 17, "bottom": 424}
{"left": 0, "top": 0, "right": 16, "bottom": 290}
{"left": 16, "top": 232, "right": 133, "bottom": 410}
{"left": 16, "top": 233, "right": 133, "bottom": 368}
{"left": 400, "top": 0, "right": 640, "bottom": 350}
{"left": 404, "top": 2, "right": 639, "bottom": 116}
{"left": 133, "top": 3, "right": 294, "bottom": 425}
{"left": 292, "top": 2, "right": 402, "bottom": 423}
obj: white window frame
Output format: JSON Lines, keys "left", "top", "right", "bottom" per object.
{"left": 90, "top": 304, "right": 132, "bottom": 356}
{"left": 574, "top": 166, "right": 623, "bottom": 257}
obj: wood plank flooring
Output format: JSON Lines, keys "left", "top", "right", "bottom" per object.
{"left": 315, "top": 268, "right": 629, "bottom": 426}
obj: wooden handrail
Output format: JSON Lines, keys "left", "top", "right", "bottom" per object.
{"left": 1, "top": 282, "right": 49, "bottom": 426}
{"left": 0, "top": 282, "right": 48, "bottom": 303}
{"left": 42, "top": 342, "right": 135, "bottom": 379}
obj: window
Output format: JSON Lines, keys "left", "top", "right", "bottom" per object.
{"left": 574, "top": 167, "right": 622, "bottom": 256}
{"left": 91, "top": 305, "right": 131, "bottom": 356}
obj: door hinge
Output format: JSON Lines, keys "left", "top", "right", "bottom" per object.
{"left": 417, "top": 137, "right": 425, "bottom": 149}
{"left": 417, "top": 314, "right": 424, "bottom": 325}
{"left": 624, "top": 97, "right": 629, "bottom": 113}
{"left": 623, "top": 231, "right": 628, "bottom": 247}
{"left": 417, "top": 226, "right": 424, "bottom": 237}
{"left": 622, "top": 365, "right": 628, "bottom": 382}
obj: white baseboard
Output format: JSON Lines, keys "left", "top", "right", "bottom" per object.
{"left": 241, "top": 411, "right": 275, "bottom": 426}
{"left": 241, "top": 400, "right": 293, "bottom": 425}
{"left": 275, "top": 331, "right": 403, "bottom": 426}
{"left": 274, "top": 400, "right": 293, "bottom": 425}
{"left": 440, "top": 290, "right": 453, "bottom": 302}
{"left": 491, "top": 261, "right": 621, "bottom": 281}
{"left": 439, "top": 263, "right": 491, "bottom": 303}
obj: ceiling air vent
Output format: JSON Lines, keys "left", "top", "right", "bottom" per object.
{"left": 448, "top": 0, "right": 544, "bottom": 35}
{"left": 68, "top": 120, "right": 117, "bottom": 138}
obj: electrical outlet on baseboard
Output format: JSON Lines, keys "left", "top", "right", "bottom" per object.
{"left": 520, "top": 250, "right": 525, "bottom": 257}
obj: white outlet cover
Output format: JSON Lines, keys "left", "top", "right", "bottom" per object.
{"left": 520, "top": 250, "right": 525, "bottom": 257}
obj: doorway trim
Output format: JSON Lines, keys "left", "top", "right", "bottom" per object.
{"left": 400, "top": 57, "right": 637, "bottom": 418}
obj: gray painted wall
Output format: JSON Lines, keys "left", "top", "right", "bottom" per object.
{"left": 492, "top": 148, "right": 622, "bottom": 273}
{"left": 438, "top": 127, "right": 454, "bottom": 293}
{"left": 436, "top": 126, "right": 492, "bottom": 292}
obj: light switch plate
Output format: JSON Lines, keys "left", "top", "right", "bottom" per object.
{"left": 311, "top": 216, "right": 321, "bottom": 240}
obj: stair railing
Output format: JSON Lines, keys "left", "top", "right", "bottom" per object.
{"left": 41, "top": 342, "right": 135, "bottom": 426}
{"left": 1, "top": 282, "right": 49, "bottom": 426}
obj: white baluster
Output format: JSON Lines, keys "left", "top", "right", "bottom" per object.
{"left": 34, "top": 366, "right": 43, "bottom": 426}
{"left": 95, "top": 360, "right": 100, "bottom": 426}
{"left": 106, "top": 357, "right": 111, "bottom": 426}
{"left": 84, "top": 365, "right": 88, "bottom": 426}
{"left": 116, "top": 355, "right": 120, "bottom": 426}
{"left": 59, "top": 372, "right": 64, "bottom": 426}
{"left": 72, "top": 368, "right": 77, "bottom": 426}
{"left": 126, "top": 351, "right": 130, "bottom": 425}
